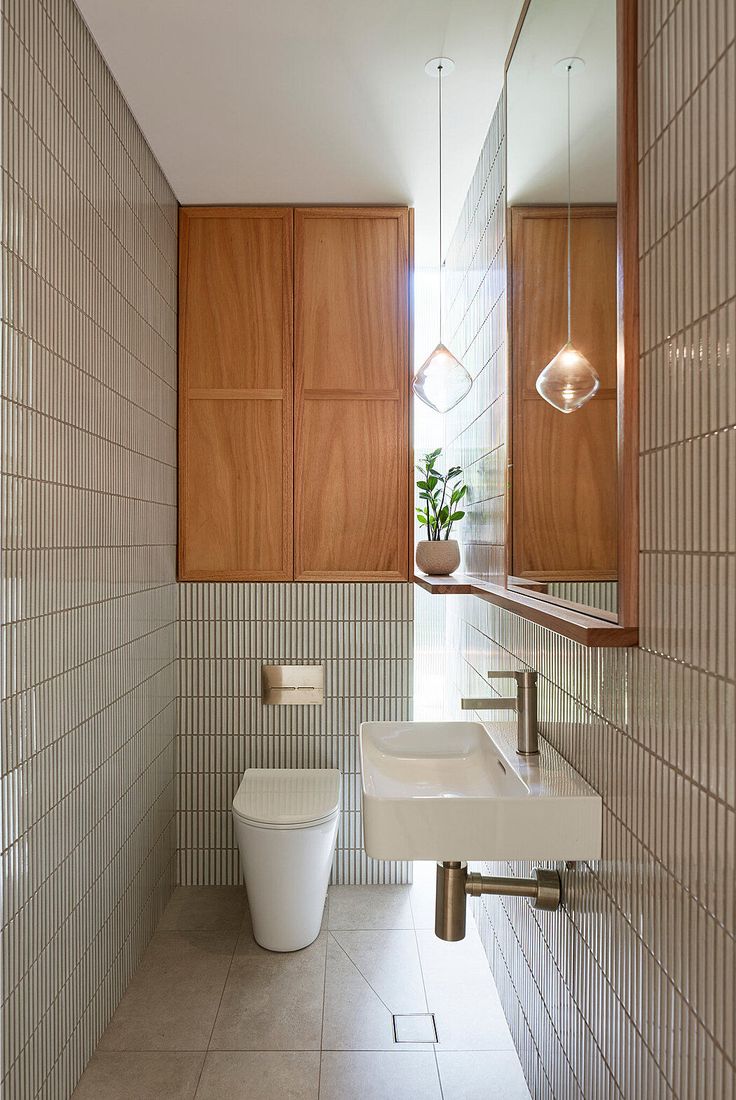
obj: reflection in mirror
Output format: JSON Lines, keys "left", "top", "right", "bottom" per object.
{"left": 506, "top": 0, "right": 619, "bottom": 619}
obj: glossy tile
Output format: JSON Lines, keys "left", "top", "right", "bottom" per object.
{"left": 194, "top": 1051, "right": 320, "bottom": 1100}
{"left": 1, "top": 0, "right": 178, "bottom": 1095}
{"left": 432, "top": 8, "right": 736, "bottom": 1094}
{"left": 98, "top": 932, "right": 236, "bottom": 1051}
{"left": 177, "top": 583, "right": 413, "bottom": 887}
{"left": 71, "top": 1053, "right": 204, "bottom": 1100}
{"left": 319, "top": 1051, "right": 443, "bottom": 1100}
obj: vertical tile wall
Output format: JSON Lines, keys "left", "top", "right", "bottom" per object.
{"left": 178, "top": 583, "right": 413, "bottom": 885}
{"left": 432, "top": 3, "right": 736, "bottom": 1098}
{"left": 443, "top": 98, "right": 507, "bottom": 581}
{"left": 1, "top": 1, "right": 178, "bottom": 1097}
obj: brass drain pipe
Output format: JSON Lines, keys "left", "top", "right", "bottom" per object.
{"left": 435, "top": 861, "right": 562, "bottom": 941}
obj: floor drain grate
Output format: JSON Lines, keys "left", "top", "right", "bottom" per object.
{"left": 392, "top": 1013, "right": 439, "bottom": 1044}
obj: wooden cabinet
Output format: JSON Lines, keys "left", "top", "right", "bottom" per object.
{"left": 179, "top": 208, "right": 293, "bottom": 580}
{"left": 178, "top": 205, "right": 411, "bottom": 581}
{"left": 510, "top": 206, "right": 618, "bottom": 581}
{"left": 294, "top": 208, "right": 411, "bottom": 580}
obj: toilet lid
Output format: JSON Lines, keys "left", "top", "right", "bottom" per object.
{"left": 233, "top": 768, "right": 341, "bottom": 827}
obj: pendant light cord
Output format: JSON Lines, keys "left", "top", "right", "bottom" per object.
{"left": 566, "top": 61, "right": 572, "bottom": 345}
{"left": 438, "top": 61, "right": 443, "bottom": 343}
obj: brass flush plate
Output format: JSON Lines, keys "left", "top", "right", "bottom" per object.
{"left": 261, "top": 664, "right": 325, "bottom": 705}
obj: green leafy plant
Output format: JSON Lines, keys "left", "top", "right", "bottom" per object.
{"left": 416, "top": 448, "right": 467, "bottom": 541}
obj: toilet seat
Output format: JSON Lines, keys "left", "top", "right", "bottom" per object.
{"left": 232, "top": 768, "right": 340, "bottom": 829}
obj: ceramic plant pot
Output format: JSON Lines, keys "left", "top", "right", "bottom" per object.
{"left": 415, "top": 539, "right": 461, "bottom": 576}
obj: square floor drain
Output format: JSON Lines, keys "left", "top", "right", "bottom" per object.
{"left": 392, "top": 1013, "right": 438, "bottom": 1043}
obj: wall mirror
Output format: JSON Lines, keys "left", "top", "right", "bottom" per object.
{"left": 504, "top": 0, "right": 637, "bottom": 643}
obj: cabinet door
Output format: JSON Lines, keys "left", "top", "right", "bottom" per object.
{"left": 510, "top": 206, "right": 618, "bottom": 581}
{"left": 179, "top": 207, "right": 293, "bottom": 579}
{"left": 294, "top": 208, "right": 411, "bottom": 580}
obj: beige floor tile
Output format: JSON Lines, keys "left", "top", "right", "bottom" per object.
{"left": 417, "top": 929, "right": 515, "bottom": 1051}
{"left": 208, "top": 932, "right": 326, "bottom": 1050}
{"left": 328, "top": 885, "right": 413, "bottom": 930}
{"left": 330, "top": 930, "right": 427, "bottom": 1014}
{"left": 322, "top": 933, "right": 429, "bottom": 1051}
{"left": 158, "top": 887, "right": 248, "bottom": 932}
{"left": 194, "top": 1051, "right": 320, "bottom": 1099}
{"left": 437, "top": 1051, "right": 531, "bottom": 1098}
{"left": 71, "top": 1052, "right": 205, "bottom": 1099}
{"left": 319, "top": 1051, "right": 442, "bottom": 1100}
{"left": 97, "top": 932, "right": 237, "bottom": 1051}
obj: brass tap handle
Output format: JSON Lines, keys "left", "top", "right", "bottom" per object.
{"left": 486, "top": 669, "right": 537, "bottom": 687}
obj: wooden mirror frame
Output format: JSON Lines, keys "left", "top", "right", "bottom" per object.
{"left": 415, "top": 0, "right": 637, "bottom": 647}
{"left": 501, "top": 0, "right": 638, "bottom": 646}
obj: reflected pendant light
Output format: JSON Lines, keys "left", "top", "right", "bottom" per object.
{"left": 535, "top": 58, "right": 600, "bottom": 414}
{"left": 412, "top": 57, "right": 473, "bottom": 414}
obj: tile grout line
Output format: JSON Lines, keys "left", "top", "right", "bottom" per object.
{"left": 317, "top": 894, "right": 330, "bottom": 1098}
{"left": 192, "top": 921, "right": 243, "bottom": 1097}
{"left": 327, "top": 931, "right": 395, "bottom": 1017}
{"left": 408, "top": 870, "right": 445, "bottom": 1099}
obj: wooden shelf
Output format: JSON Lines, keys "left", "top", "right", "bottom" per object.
{"left": 413, "top": 573, "right": 638, "bottom": 647}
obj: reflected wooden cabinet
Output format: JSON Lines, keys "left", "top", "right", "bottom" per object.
{"left": 178, "top": 205, "right": 412, "bottom": 581}
{"left": 509, "top": 206, "right": 618, "bottom": 582}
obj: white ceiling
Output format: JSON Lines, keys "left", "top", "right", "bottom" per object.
{"left": 506, "top": 0, "right": 617, "bottom": 205}
{"left": 77, "top": 0, "right": 524, "bottom": 269}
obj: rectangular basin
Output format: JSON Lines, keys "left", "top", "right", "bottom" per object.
{"left": 360, "top": 720, "right": 602, "bottom": 862}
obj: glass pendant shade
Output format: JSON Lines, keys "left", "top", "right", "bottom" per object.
{"left": 413, "top": 341, "right": 473, "bottom": 413}
{"left": 535, "top": 341, "right": 600, "bottom": 413}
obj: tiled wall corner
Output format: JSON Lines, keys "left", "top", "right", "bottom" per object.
{"left": 429, "top": 3, "right": 736, "bottom": 1098}
{"left": 1, "top": 0, "right": 178, "bottom": 1096}
{"left": 443, "top": 95, "right": 507, "bottom": 581}
{"left": 177, "top": 583, "right": 414, "bottom": 886}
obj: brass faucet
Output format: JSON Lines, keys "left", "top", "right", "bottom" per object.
{"left": 461, "top": 669, "right": 539, "bottom": 756}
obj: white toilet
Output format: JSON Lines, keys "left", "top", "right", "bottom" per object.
{"left": 232, "top": 768, "right": 341, "bottom": 952}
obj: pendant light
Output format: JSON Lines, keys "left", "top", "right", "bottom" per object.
{"left": 412, "top": 57, "right": 473, "bottom": 414}
{"left": 535, "top": 58, "right": 600, "bottom": 414}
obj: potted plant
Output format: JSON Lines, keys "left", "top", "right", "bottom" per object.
{"left": 415, "top": 448, "right": 467, "bottom": 575}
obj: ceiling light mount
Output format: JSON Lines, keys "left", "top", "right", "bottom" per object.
{"left": 424, "top": 56, "right": 455, "bottom": 78}
{"left": 554, "top": 56, "right": 585, "bottom": 76}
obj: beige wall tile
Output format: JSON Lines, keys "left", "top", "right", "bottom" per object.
{"left": 429, "top": 6, "right": 736, "bottom": 1098}
{"left": 1, "top": 0, "right": 178, "bottom": 1096}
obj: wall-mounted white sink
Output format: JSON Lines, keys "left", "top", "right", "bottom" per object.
{"left": 360, "top": 720, "right": 601, "bottom": 862}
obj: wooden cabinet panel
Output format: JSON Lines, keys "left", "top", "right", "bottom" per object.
{"left": 183, "top": 215, "right": 288, "bottom": 390}
{"left": 179, "top": 207, "right": 293, "bottom": 579}
{"left": 186, "top": 400, "right": 288, "bottom": 574}
{"left": 297, "top": 400, "right": 403, "bottom": 576}
{"left": 513, "top": 399, "right": 617, "bottom": 576}
{"left": 510, "top": 206, "right": 617, "bottom": 580}
{"left": 294, "top": 208, "right": 411, "bottom": 580}
{"left": 296, "top": 214, "right": 402, "bottom": 393}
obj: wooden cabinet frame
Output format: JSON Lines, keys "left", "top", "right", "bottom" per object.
{"left": 506, "top": 0, "right": 638, "bottom": 642}
{"left": 417, "top": 0, "right": 638, "bottom": 647}
{"left": 178, "top": 205, "right": 413, "bottom": 582}
{"left": 501, "top": 0, "right": 638, "bottom": 646}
